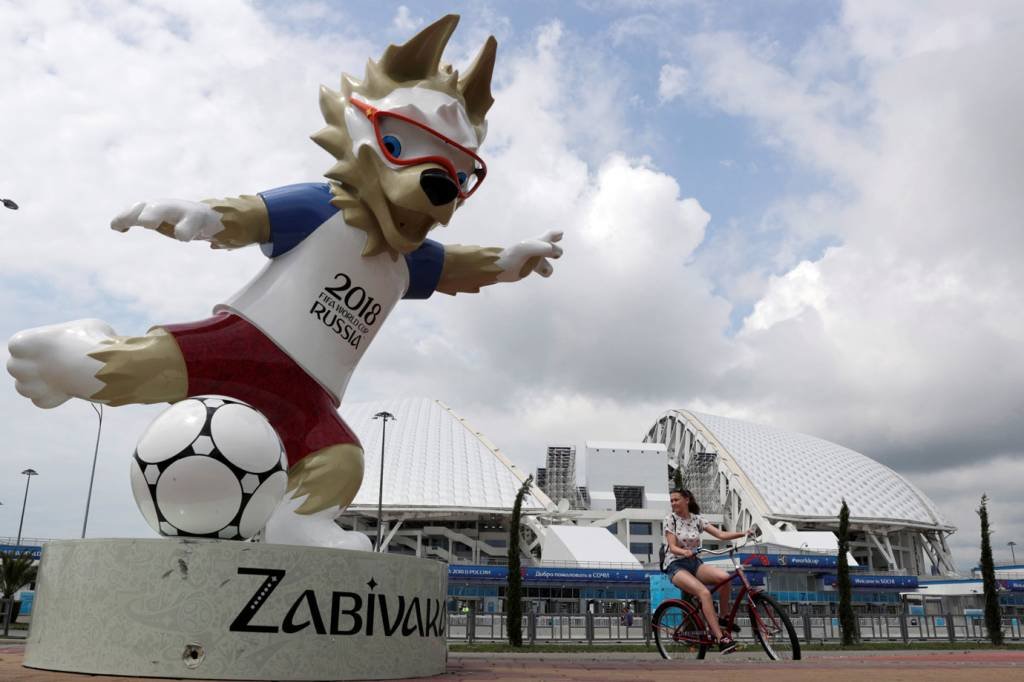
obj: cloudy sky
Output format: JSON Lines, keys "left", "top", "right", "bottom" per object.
{"left": 1, "top": 0, "right": 1021, "bottom": 572}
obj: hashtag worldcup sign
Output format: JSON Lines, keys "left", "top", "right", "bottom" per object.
{"left": 23, "top": 539, "right": 448, "bottom": 680}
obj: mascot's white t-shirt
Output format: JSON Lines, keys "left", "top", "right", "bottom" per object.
{"left": 216, "top": 183, "right": 444, "bottom": 404}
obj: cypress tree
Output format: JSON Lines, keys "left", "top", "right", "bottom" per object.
{"left": 673, "top": 464, "right": 683, "bottom": 492}
{"left": 837, "top": 499, "right": 859, "bottom": 645}
{"left": 507, "top": 475, "right": 532, "bottom": 647}
{"left": 978, "top": 494, "right": 1004, "bottom": 645}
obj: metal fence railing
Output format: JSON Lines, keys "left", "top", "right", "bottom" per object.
{"left": 446, "top": 612, "right": 1023, "bottom": 644}
{"left": 447, "top": 613, "right": 652, "bottom": 644}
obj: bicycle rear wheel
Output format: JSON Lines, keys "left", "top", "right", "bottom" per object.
{"left": 653, "top": 600, "right": 708, "bottom": 660}
{"left": 747, "top": 592, "right": 801, "bottom": 660}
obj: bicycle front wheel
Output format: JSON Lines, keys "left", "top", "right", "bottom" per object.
{"left": 652, "top": 600, "right": 708, "bottom": 660}
{"left": 747, "top": 592, "right": 801, "bottom": 661}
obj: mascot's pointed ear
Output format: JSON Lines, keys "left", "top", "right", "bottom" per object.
{"left": 459, "top": 36, "right": 497, "bottom": 126}
{"left": 318, "top": 86, "right": 345, "bottom": 127}
{"left": 378, "top": 14, "right": 460, "bottom": 83}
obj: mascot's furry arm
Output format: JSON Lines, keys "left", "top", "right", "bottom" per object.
{"left": 110, "top": 196, "right": 269, "bottom": 249}
{"left": 111, "top": 196, "right": 563, "bottom": 291}
{"left": 437, "top": 230, "right": 563, "bottom": 295}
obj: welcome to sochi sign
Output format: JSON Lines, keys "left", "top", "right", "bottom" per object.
{"left": 448, "top": 565, "right": 654, "bottom": 583}
{"left": 823, "top": 574, "right": 919, "bottom": 590}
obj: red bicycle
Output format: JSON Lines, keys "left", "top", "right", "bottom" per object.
{"left": 652, "top": 539, "right": 801, "bottom": 661}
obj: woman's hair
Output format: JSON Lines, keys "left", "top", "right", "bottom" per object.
{"left": 670, "top": 488, "right": 701, "bottom": 515}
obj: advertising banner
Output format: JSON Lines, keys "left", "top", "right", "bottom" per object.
{"left": 0, "top": 544, "right": 43, "bottom": 561}
{"left": 740, "top": 553, "right": 837, "bottom": 569}
{"left": 447, "top": 565, "right": 655, "bottom": 584}
{"left": 823, "top": 574, "right": 919, "bottom": 589}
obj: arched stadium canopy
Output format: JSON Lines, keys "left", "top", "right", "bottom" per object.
{"left": 342, "top": 398, "right": 551, "bottom": 514}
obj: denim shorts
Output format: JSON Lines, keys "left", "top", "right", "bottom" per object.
{"left": 665, "top": 556, "right": 703, "bottom": 579}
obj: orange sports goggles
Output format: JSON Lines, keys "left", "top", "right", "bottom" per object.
{"left": 350, "top": 97, "right": 487, "bottom": 199}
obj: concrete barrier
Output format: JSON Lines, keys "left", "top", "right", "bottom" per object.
{"left": 25, "top": 539, "right": 447, "bottom": 680}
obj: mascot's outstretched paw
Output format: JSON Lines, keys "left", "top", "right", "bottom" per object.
{"left": 264, "top": 497, "right": 373, "bottom": 552}
{"left": 6, "top": 319, "right": 114, "bottom": 408}
{"left": 496, "top": 229, "right": 564, "bottom": 282}
{"left": 111, "top": 199, "right": 225, "bottom": 243}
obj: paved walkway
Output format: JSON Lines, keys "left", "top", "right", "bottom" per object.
{"left": 1, "top": 645, "right": 1022, "bottom": 681}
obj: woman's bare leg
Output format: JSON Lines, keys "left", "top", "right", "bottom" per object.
{"left": 671, "top": 569, "right": 724, "bottom": 641}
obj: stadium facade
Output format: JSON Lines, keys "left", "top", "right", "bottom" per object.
{"left": 643, "top": 409, "right": 958, "bottom": 576}
{"left": 326, "top": 398, "right": 1024, "bottom": 617}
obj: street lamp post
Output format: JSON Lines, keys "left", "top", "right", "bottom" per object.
{"left": 81, "top": 403, "right": 104, "bottom": 538}
{"left": 1010, "top": 541, "right": 1018, "bottom": 564}
{"left": 15, "top": 469, "right": 38, "bottom": 548}
{"left": 371, "top": 411, "right": 396, "bottom": 552}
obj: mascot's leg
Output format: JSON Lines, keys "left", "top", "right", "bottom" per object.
{"left": 264, "top": 443, "right": 373, "bottom": 551}
{"left": 7, "top": 320, "right": 187, "bottom": 408}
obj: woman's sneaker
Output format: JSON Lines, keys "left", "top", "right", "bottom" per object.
{"left": 718, "top": 616, "right": 741, "bottom": 633}
{"left": 718, "top": 635, "right": 737, "bottom": 654}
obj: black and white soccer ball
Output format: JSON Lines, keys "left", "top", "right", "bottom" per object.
{"left": 130, "top": 395, "right": 288, "bottom": 540}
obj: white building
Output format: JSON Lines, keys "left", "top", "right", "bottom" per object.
{"left": 584, "top": 441, "right": 668, "bottom": 512}
{"left": 336, "top": 398, "right": 638, "bottom": 567}
{"left": 334, "top": 399, "right": 956, "bottom": 579}
{"left": 643, "top": 409, "right": 957, "bottom": 574}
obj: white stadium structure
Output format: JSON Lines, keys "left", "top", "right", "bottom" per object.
{"left": 643, "top": 409, "right": 958, "bottom": 576}
{"left": 320, "top": 398, "right": 1014, "bottom": 617}
{"left": 337, "top": 398, "right": 956, "bottom": 577}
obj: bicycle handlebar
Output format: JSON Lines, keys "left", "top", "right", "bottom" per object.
{"left": 694, "top": 529, "right": 761, "bottom": 557}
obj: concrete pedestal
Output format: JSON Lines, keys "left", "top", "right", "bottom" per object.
{"left": 24, "top": 539, "right": 447, "bottom": 680}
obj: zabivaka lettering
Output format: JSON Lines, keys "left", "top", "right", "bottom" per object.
{"left": 228, "top": 567, "right": 446, "bottom": 638}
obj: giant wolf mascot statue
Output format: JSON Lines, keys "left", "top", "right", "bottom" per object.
{"left": 6, "top": 15, "right": 562, "bottom": 550}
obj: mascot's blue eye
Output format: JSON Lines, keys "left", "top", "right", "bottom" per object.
{"left": 457, "top": 171, "right": 468, "bottom": 186}
{"left": 382, "top": 135, "right": 402, "bottom": 158}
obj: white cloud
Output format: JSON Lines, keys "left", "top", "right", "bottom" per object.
{"left": 608, "top": 14, "right": 664, "bottom": 45}
{"left": 910, "top": 456, "right": 1024, "bottom": 570}
{"left": 682, "top": 1, "right": 1024, "bottom": 491}
{"left": 392, "top": 5, "right": 422, "bottom": 33}
{"left": 281, "top": 2, "right": 332, "bottom": 22}
{"left": 740, "top": 260, "right": 826, "bottom": 334}
{"left": 658, "top": 63, "right": 690, "bottom": 102}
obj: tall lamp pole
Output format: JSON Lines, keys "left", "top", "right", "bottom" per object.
{"left": 371, "top": 411, "right": 396, "bottom": 552}
{"left": 1010, "top": 541, "right": 1018, "bottom": 564}
{"left": 15, "top": 468, "right": 38, "bottom": 548}
{"left": 81, "top": 403, "right": 104, "bottom": 538}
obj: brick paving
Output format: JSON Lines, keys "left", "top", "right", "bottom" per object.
{"left": 1, "top": 645, "right": 1022, "bottom": 681}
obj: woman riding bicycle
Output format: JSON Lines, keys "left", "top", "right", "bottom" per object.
{"left": 663, "top": 488, "right": 754, "bottom": 654}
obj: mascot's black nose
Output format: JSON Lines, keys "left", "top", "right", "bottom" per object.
{"left": 420, "top": 168, "right": 459, "bottom": 206}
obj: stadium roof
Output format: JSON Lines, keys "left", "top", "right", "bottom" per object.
{"left": 341, "top": 398, "right": 550, "bottom": 513}
{"left": 678, "top": 410, "right": 950, "bottom": 528}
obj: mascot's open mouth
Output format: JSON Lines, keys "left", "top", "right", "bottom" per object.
{"left": 389, "top": 201, "right": 434, "bottom": 246}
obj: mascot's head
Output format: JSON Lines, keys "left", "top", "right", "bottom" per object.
{"left": 313, "top": 14, "right": 496, "bottom": 256}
